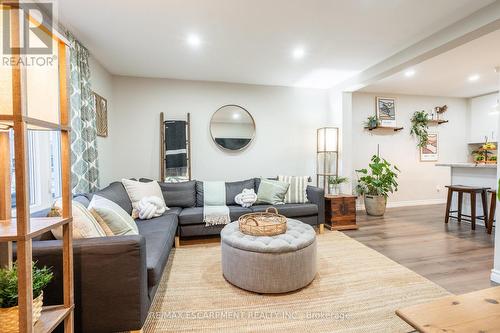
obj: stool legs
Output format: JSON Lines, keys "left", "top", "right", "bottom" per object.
{"left": 457, "top": 192, "right": 463, "bottom": 222}
{"left": 488, "top": 192, "right": 496, "bottom": 234}
{"left": 471, "top": 193, "right": 476, "bottom": 230}
{"left": 481, "top": 190, "right": 489, "bottom": 231}
{"left": 445, "top": 187, "right": 453, "bottom": 224}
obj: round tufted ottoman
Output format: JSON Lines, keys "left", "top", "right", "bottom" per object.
{"left": 220, "top": 218, "right": 317, "bottom": 293}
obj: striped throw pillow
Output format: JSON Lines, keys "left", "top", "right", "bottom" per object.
{"left": 278, "top": 175, "right": 309, "bottom": 204}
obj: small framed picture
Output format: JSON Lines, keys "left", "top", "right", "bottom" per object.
{"left": 420, "top": 133, "right": 438, "bottom": 161}
{"left": 376, "top": 96, "right": 396, "bottom": 127}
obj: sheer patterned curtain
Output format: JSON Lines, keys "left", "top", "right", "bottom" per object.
{"left": 66, "top": 32, "right": 99, "bottom": 193}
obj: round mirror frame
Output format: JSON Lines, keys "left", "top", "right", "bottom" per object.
{"left": 209, "top": 104, "right": 256, "bottom": 152}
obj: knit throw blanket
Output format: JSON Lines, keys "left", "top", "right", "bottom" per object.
{"left": 203, "top": 181, "right": 230, "bottom": 226}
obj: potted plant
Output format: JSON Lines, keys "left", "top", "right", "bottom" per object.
{"left": 410, "top": 110, "right": 429, "bottom": 148}
{"left": 0, "top": 262, "right": 53, "bottom": 333}
{"left": 474, "top": 154, "right": 485, "bottom": 164}
{"left": 327, "top": 176, "right": 349, "bottom": 195}
{"left": 355, "top": 154, "right": 400, "bottom": 216}
{"left": 364, "top": 115, "right": 379, "bottom": 129}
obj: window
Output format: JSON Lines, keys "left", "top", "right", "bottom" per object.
{"left": 9, "top": 130, "right": 62, "bottom": 214}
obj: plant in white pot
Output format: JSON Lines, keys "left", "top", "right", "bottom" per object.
{"left": 355, "top": 154, "right": 400, "bottom": 216}
{"left": 327, "top": 176, "right": 349, "bottom": 195}
{"left": 0, "top": 262, "right": 53, "bottom": 333}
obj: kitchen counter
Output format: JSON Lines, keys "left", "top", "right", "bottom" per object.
{"left": 436, "top": 163, "right": 497, "bottom": 168}
{"left": 437, "top": 163, "right": 497, "bottom": 225}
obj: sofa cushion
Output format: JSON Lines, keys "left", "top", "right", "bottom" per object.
{"left": 225, "top": 179, "right": 255, "bottom": 205}
{"left": 256, "top": 178, "right": 289, "bottom": 205}
{"left": 88, "top": 195, "right": 139, "bottom": 236}
{"left": 122, "top": 178, "right": 166, "bottom": 216}
{"left": 140, "top": 179, "right": 196, "bottom": 208}
{"left": 85, "top": 182, "right": 133, "bottom": 215}
{"left": 196, "top": 179, "right": 255, "bottom": 207}
{"left": 136, "top": 214, "right": 178, "bottom": 287}
{"left": 250, "top": 204, "right": 318, "bottom": 217}
{"left": 254, "top": 177, "right": 278, "bottom": 192}
{"left": 179, "top": 206, "right": 252, "bottom": 225}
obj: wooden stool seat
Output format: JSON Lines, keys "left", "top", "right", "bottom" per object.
{"left": 445, "top": 185, "right": 490, "bottom": 193}
{"left": 445, "top": 185, "right": 490, "bottom": 231}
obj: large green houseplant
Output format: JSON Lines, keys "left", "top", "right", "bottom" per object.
{"left": 356, "top": 154, "right": 400, "bottom": 216}
{"left": 0, "top": 262, "right": 53, "bottom": 331}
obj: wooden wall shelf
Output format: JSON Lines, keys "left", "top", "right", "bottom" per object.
{"left": 427, "top": 119, "right": 448, "bottom": 125}
{"left": 364, "top": 126, "right": 404, "bottom": 132}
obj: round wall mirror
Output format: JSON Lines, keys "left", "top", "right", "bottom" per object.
{"left": 210, "top": 105, "right": 256, "bottom": 151}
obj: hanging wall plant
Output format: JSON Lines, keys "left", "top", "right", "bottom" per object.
{"left": 410, "top": 110, "right": 429, "bottom": 148}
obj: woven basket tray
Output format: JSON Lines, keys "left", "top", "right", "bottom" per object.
{"left": 0, "top": 291, "right": 43, "bottom": 333}
{"left": 239, "top": 207, "right": 287, "bottom": 236}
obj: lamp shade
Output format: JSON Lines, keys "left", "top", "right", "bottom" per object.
{"left": 0, "top": 5, "right": 61, "bottom": 128}
{"left": 317, "top": 127, "right": 338, "bottom": 152}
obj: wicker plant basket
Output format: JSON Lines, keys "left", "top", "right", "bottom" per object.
{"left": 239, "top": 207, "right": 287, "bottom": 236}
{"left": 0, "top": 291, "right": 43, "bottom": 333}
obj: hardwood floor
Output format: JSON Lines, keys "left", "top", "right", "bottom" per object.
{"left": 344, "top": 204, "right": 496, "bottom": 295}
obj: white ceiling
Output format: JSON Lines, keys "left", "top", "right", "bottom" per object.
{"left": 359, "top": 29, "right": 500, "bottom": 98}
{"left": 57, "top": 0, "right": 495, "bottom": 89}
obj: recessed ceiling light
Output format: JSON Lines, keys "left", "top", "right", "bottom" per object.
{"left": 292, "top": 47, "right": 305, "bottom": 59}
{"left": 468, "top": 74, "right": 480, "bottom": 82}
{"left": 404, "top": 69, "right": 416, "bottom": 77}
{"left": 187, "top": 34, "right": 201, "bottom": 48}
{"left": 232, "top": 113, "right": 240, "bottom": 119}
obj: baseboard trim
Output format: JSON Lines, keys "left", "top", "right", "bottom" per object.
{"left": 491, "top": 269, "right": 500, "bottom": 283}
{"left": 356, "top": 198, "right": 446, "bottom": 210}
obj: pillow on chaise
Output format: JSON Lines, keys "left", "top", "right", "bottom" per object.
{"left": 256, "top": 178, "right": 290, "bottom": 205}
{"left": 121, "top": 178, "right": 167, "bottom": 218}
{"left": 51, "top": 199, "right": 106, "bottom": 240}
{"left": 88, "top": 195, "right": 139, "bottom": 236}
{"left": 278, "top": 175, "right": 309, "bottom": 204}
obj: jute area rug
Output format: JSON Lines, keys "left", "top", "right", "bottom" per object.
{"left": 144, "top": 231, "right": 450, "bottom": 332}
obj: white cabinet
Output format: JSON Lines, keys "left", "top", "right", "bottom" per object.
{"left": 469, "top": 93, "right": 499, "bottom": 143}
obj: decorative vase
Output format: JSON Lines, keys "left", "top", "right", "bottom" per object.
{"left": 364, "top": 195, "right": 387, "bottom": 216}
{"left": 0, "top": 292, "right": 43, "bottom": 333}
{"left": 328, "top": 184, "right": 341, "bottom": 195}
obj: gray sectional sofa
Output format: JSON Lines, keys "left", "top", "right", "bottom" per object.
{"left": 29, "top": 178, "right": 324, "bottom": 333}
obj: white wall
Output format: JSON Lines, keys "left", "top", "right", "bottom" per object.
{"left": 351, "top": 92, "right": 469, "bottom": 206}
{"left": 468, "top": 92, "right": 499, "bottom": 143}
{"left": 100, "top": 76, "right": 328, "bottom": 185}
{"left": 89, "top": 55, "right": 114, "bottom": 186}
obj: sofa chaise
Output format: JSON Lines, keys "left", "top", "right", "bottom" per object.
{"left": 27, "top": 178, "right": 324, "bottom": 332}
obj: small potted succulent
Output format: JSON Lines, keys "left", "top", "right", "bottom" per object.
{"left": 0, "top": 262, "right": 53, "bottom": 333}
{"left": 364, "top": 115, "right": 379, "bottom": 129}
{"left": 356, "top": 154, "right": 400, "bottom": 216}
{"left": 327, "top": 176, "right": 349, "bottom": 195}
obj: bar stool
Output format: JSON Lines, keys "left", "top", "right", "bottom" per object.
{"left": 445, "top": 185, "right": 490, "bottom": 230}
{"left": 488, "top": 190, "right": 496, "bottom": 234}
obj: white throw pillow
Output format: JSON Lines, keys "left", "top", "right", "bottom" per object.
{"left": 278, "top": 175, "right": 309, "bottom": 204}
{"left": 51, "top": 199, "right": 106, "bottom": 240}
{"left": 121, "top": 178, "right": 167, "bottom": 218}
{"left": 88, "top": 195, "right": 139, "bottom": 236}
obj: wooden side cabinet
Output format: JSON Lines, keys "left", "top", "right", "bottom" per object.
{"left": 325, "top": 194, "right": 358, "bottom": 230}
